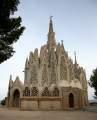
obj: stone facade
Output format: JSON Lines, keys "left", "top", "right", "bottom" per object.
{"left": 6, "top": 18, "right": 88, "bottom": 110}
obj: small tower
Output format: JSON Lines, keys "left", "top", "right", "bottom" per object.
{"left": 47, "top": 16, "right": 56, "bottom": 51}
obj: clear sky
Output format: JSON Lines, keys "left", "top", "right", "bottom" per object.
{"left": 0, "top": 0, "right": 97, "bottom": 100}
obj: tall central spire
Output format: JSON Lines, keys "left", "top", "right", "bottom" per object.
{"left": 47, "top": 16, "right": 56, "bottom": 50}
{"left": 49, "top": 16, "right": 53, "bottom": 33}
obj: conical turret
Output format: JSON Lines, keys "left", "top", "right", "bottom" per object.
{"left": 29, "top": 51, "right": 34, "bottom": 64}
{"left": 25, "top": 58, "right": 29, "bottom": 69}
{"left": 8, "top": 75, "right": 13, "bottom": 98}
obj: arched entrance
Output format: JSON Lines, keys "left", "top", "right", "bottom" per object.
{"left": 13, "top": 89, "right": 20, "bottom": 107}
{"left": 69, "top": 93, "right": 74, "bottom": 108}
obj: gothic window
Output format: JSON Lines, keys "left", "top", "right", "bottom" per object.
{"left": 31, "top": 87, "right": 38, "bottom": 96}
{"left": 42, "top": 64, "right": 48, "bottom": 86}
{"left": 23, "top": 87, "right": 30, "bottom": 96}
{"left": 60, "top": 56, "right": 67, "bottom": 80}
{"left": 74, "top": 67, "right": 79, "bottom": 79}
{"left": 42, "top": 87, "right": 50, "bottom": 96}
{"left": 50, "top": 63, "right": 56, "bottom": 84}
{"left": 53, "top": 87, "right": 59, "bottom": 96}
{"left": 49, "top": 50, "right": 57, "bottom": 84}
{"left": 31, "top": 65, "right": 37, "bottom": 84}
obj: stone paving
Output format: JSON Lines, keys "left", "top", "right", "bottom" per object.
{"left": 0, "top": 106, "right": 97, "bottom": 120}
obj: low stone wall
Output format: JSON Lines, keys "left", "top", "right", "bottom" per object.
{"left": 21, "top": 100, "right": 38, "bottom": 110}
{"left": 20, "top": 97, "right": 62, "bottom": 111}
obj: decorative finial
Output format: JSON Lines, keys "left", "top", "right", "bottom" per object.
{"left": 61, "top": 40, "right": 64, "bottom": 45}
{"left": 50, "top": 16, "right": 53, "bottom": 21}
{"left": 9, "top": 74, "right": 12, "bottom": 81}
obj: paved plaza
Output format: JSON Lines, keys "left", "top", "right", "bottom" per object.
{"left": 0, "top": 106, "right": 97, "bottom": 120}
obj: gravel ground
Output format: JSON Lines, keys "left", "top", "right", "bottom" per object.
{"left": 0, "top": 106, "right": 97, "bottom": 120}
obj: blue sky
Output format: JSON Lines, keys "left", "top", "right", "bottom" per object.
{"left": 0, "top": 0, "right": 97, "bottom": 100}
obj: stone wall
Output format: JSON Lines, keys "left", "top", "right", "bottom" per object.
{"left": 20, "top": 97, "right": 62, "bottom": 111}
{"left": 7, "top": 87, "right": 88, "bottom": 110}
{"left": 21, "top": 100, "right": 38, "bottom": 110}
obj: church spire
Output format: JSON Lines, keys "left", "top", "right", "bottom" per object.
{"left": 47, "top": 16, "right": 56, "bottom": 50}
{"left": 49, "top": 16, "right": 53, "bottom": 33}
{"left": 74, "top": 51, "right": 77, "bottom": 65}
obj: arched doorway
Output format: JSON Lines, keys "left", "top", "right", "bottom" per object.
{"left": 69, "top": 93, "right": 74, "bottom": 108}
{"left": 13, "top": 89, "right": 20, "bottom": 107}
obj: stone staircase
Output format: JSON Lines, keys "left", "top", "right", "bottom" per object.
{"left": 81, "top": 106, "right": 97, "bottom": 113}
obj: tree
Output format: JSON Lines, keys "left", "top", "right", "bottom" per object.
{"left": 0, "top": 0, "right": 25, "bottom": 63}
{"left": 89, "top": 68, "right": 97, "bottom": 96}
{"left": 0, "top": 99, "right": 5, "bottom": 105}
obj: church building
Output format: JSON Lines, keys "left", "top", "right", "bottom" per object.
{"left": 6, "top": 18, "right": 88, "bottom": 110}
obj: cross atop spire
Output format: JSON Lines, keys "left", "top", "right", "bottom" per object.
{"left": 50, "top": 16, "right": 53, "bottom": 21}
